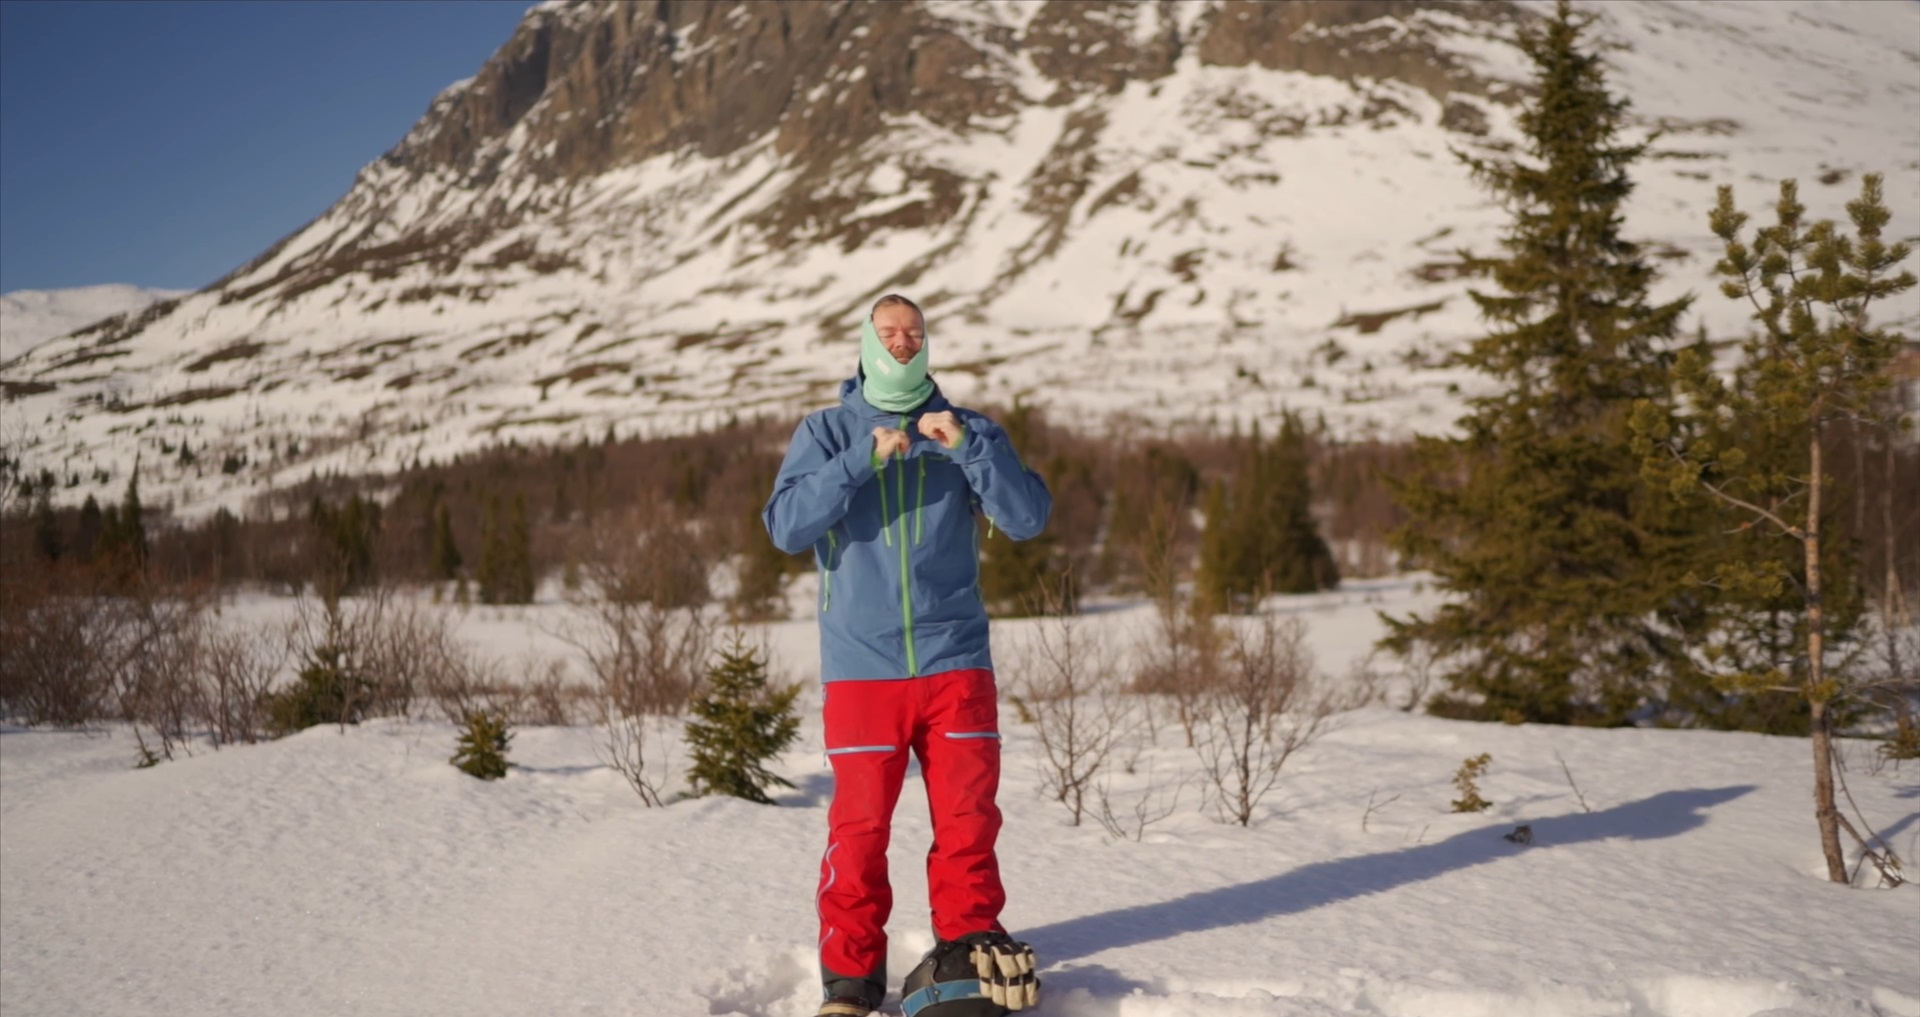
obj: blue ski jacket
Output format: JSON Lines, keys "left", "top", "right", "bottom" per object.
{"left": 764, "top": 377, "right": 1051, "bottom": 682}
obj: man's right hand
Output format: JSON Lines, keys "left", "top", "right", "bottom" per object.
{"left": 872, "top": 426, "right": 911, "bottom": 462}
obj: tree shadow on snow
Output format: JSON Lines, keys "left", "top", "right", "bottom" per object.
{"left": 1026, "top": 785, "right": 1755, "bottom": 964}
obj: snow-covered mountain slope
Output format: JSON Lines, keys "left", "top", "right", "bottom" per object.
{"left": 1, "top": 0, "right": 1915, "bottom": 520}
{"left": 0, "top": 285, "right": 186, "bottom": 360}
{"left": 2, "top": 582, "right": 1916, "bottom": 1016}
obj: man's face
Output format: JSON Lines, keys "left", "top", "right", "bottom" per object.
{"left": 873, "top": 304, "right": 925, "bottom": 364}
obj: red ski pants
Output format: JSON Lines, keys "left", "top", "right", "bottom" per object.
{"left": 817, "top": 668, "right": 1006, "bottom": 981}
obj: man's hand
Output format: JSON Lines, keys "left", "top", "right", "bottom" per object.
{"left": 916, "top": 411, "right": 965, "bottom": 450}
{"left": 872, "top": 426, "right": 912, "bottom": 461}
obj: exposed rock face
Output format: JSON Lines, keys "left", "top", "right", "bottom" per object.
{"left": 1196, "top": 1, "right": 1522, "bottom": 102}
{"left": 6, "top": 0, "right": 1914, "bottom": 519}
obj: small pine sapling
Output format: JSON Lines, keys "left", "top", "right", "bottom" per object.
{"left": 451, "top": 712, "right": 513, "bottom": 780}
{"left": 685, "top": 631, "right": 800, "bottom": 804}
{"left": 1451, "top": 753, "right": 1493, "bottom": 813}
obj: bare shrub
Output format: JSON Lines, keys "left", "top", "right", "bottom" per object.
{"left": 1128, "top": 511, "right": 1225, "bottom": 748}
{"left": 1193, "top": 612, "right": 1345, "bottom": 826}
{"left": 558, "top": 508, "right": 713, "bottom": 716}
{"left": 362, "top": 597, "right": 485, "bottom": 723}
{"left": 591, "top": 689, "right": 675, "bottom": 807}
{"left": 200, "top": 619, "right": 286, "bottom": 746}
{"left": 1014, "top": 576, "right": 1134, "bottom": 826}
{"left": 0, "top": 578, "right": 138, "bottom": 726}
{"left": 515, "top": 656, "right": 583, "bottom": 726}
{"left": 1094, "top": 766, "right": 1186, "bottom": 842}
{"left": 116, "top": 593, "right": 212, "bottom": 762}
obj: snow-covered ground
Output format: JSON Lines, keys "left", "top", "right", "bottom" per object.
{"left": 3, "top": 579, "right": 1915, "bottom": 1017}
{"left": 0, "top": 284, "right": 186, "bottom": 361}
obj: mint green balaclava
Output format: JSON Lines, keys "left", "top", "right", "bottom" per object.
{"left": 859, "top": 316, "right": 933, "bottom": 412}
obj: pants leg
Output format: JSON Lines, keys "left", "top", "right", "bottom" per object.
{"left": 818, "top": 679, "right": 912, "bottom": 983}
{"left": 914, "top": 668, "right": 1007, "bottom": 942}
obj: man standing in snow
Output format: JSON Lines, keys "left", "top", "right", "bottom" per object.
{"left": 765, "top": 294, "right": 1049, "bottom": 1017}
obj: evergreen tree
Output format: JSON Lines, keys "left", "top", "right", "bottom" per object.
{"left": 1098, "top": 444, "right": 1199, "bottom": 597}
{"left": 1196, "top": 416, "right": 1338, "bottom": 613}
{"left": 96, "top": 471, "right": 149, "bottom": 588}
{"left": 732, "top": 504, "right": 797, "bottom": 621}
{"left": 1634, "top": 174, "right": 1915, "bottom": 884}
{"left": 976, "top": 403, "right": 1067, "bottom": 615}
{"left": 74, "top": 494, "right": 102, "bottom": 565}
{"left": 309, "top": 493, "right": 382, "bottom": 599}
{"left": 450, "top": 712, "right": 513, "bottom": 780}
{"left": 430, "top": 502, "right": 462, "bottom": 581}
{"left": 1384, "top": 1, "right": 1700, "bottom": 725}
{"left": 503, "top": 494, "right": 535, "bottom": 602}
{"left": 32, "top": 488, "right": 63, "bottom": 563}
{"left": 685, "top": 632, "right": 801, "bottom": 804}
{"left": 267, "top": 642, "right": 373, "bottom": 734}
{"left": 478, "top": 495, "right": 535, "bottom": 604}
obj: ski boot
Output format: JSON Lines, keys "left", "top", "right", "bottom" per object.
{"left": 900, "top": 932, "right": 1040, "bottom": 1016}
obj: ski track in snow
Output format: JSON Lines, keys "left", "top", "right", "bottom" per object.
{"left": 2, "top": 581, "right": 1916, "bottom": 1017}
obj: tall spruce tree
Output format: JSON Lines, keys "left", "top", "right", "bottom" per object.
{"left": 74, "top": 494, "right": 102, "bottom": 565}
{"left": 1197, "top": 415, "right": 1338, "bottom": 613}
{"left": 976, "top": 403, "right": 1068, "bottom": 616}
{"left": 32, "top": 488, "right": 64, "bottom": 563}
{"left": 1634, "top": 175, "right": 1915, "bottom": 883}
{"left": 1384, "top": 1, "right": 1700, "bottom": 725}
{"left": 430, "top": 502, "right": 462, "bottom": 581}
{"left": 478, "top": 494, "right": 535, "bottom": 604}
{"left": 97, "top": 470, "right": 149, "bottom": 589}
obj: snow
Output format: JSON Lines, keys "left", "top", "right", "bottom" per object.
{"left": 0, "top": 284, "right": 186, "bottom": 360}
{"left": 3, "top": 580, "right": 1915, "bottom": 1017}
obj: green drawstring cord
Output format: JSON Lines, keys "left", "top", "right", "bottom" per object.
{"left": 915, "top": 458, "right": 926, "bottom": 545}
{"left": 877, "top": 458, "right": 892, "bottom": 547}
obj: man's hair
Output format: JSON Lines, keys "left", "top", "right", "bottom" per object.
{"left": 870, "top": 293, "right": 923, "bottom": 322}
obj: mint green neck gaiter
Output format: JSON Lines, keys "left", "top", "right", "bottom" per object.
{"left": 859, "top": 316, "right": 933, "bottom": 412}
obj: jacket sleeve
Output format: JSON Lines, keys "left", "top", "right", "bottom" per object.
{"left": 764, "top": 414, "right": 877, "bottom": 555}
{"left": 948, "top": 413, "right": 1052, "bottom": 541}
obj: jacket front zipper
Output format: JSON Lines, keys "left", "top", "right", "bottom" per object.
{"left": 896, "top": 414, "right": 918, "bottom": 675}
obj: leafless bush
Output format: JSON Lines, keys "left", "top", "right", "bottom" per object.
{"left": 1015, "top": 576, "right": 1135, "bottom": 826}
{"left": 0, "top": 579, "right": 139, "bottom": 726}
{"left": 116, "top": 593, "right": 212, "bottom": 762}
{"left": 515, "top": 656, "right": 584, "bottom": 726}
{"left": 200, "top": 619, "right": 286, "bottom": 746}
{"left": 591, "top": 688, "right": 676, "bottom": 807}
{"left": 558, "top": 509, "right": 713, "bottom": 716}
{"left": 360, "top": 597, "right": 486, "bottom": 723}
{"left": 1094, "top": 766, "right": 1186, "bottom": 842}
{"left": 1194, "top": 612, "right": 1347, "bottom": 826}
{"left": 1131, "top": 597, "right": 1224, "bottom": 749}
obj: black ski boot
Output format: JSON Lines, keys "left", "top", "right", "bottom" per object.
{"left": 818, "top": 969, "right": 886, "bottom": 1017}
{"left": 900, "top": 932, "right": 1040, "bottom": 1017}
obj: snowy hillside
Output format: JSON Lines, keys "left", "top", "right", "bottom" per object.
{"left": 0, "top": 284, "right": 186, "bottom": 360}
{"left": 0, "top": 0, "right": 1915, "bottom": 520}
{"left": 2, "top": 581, "right": 1915, "bottom": 1017}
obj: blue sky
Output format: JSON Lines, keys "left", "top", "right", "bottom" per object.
{"left": 0, "top": 0, "right": 531, "bottom": 294}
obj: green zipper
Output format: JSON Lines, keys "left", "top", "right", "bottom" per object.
{"left": 915, "top": 458, "right": 926, "bottom": 545}
{"left": 877, "top": 459, "right": 892, "bottom": 548}
{"left": 897, "top": 414, "right": 918, "bottom": 675}
{"left": 822, "top": 528, "right": 837, "bottom": 612}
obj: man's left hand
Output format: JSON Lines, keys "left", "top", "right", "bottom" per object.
{"left": 917, "top": 411, "right": 965, "bottom": 450}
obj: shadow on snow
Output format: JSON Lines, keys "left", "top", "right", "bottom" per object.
{"left": 1026, "top": 785, "right": 1757, "bottom": 964}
